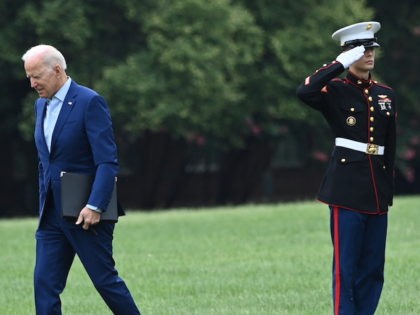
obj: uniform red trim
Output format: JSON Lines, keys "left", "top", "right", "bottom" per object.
{"left": 317, "top": 199, "right": 387, "bottom": 215}
{"left": 364, "top": 89, "right": 381, "bottom": 212}
{"left": 333, "top": 207, "right": 341, "bottom": 315}
{"left": 368, "top": 155, "right": 381, "bottom": 211}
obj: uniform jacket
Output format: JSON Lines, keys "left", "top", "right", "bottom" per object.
{"left": 34, "top": 80, "right": 123, "bottom": 219}
{"left": 296, "top": 61, "right": 397, "bottom": 214}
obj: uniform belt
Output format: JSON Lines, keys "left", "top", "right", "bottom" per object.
{"left": 335, "top": 137, "right": 384, "bottom": 155}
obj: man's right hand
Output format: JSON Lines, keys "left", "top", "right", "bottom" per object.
{"left": 336, "top": 45, "right": 365, "bottom": 69}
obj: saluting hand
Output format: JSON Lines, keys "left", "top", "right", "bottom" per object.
{"left": 336, "top": 45, "right": 365, "bottom": 69}
{"left": 76, "top": 207, "right": 101, "bottom": 230}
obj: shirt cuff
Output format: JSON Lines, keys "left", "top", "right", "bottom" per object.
{"left": 86, "top": 204, "right": 103, "bottom": 213}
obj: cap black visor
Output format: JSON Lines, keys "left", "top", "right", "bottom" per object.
{"left": 342, "top": 38, "right": 380, "bottom": 50}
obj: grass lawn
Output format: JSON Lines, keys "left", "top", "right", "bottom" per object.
{"left": 1, "top": 196, "right": 420, "bottom": 314}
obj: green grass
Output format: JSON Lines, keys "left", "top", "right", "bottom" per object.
{"left": 1, "top": 196, "right": 420, "bottom": 314}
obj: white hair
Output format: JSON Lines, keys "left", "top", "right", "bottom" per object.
{"left": 22, "top": 44, "right": 67, "bottom": 70}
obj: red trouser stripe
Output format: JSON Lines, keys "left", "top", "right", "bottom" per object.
{"left": 333, "top": 207, "right": 341, "bottom": 315}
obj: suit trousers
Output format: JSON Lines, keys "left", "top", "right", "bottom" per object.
{"left": 330, "top": 207, "right": 387, "bottom": 315}
{"left": 34, "top": 194, "right": 141, "bottom": 315}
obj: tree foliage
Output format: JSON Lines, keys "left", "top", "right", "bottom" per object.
{"left": 97, "top": 0, "right": 264, "bottom": 147}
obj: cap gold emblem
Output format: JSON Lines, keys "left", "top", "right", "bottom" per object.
{"left": 346, "top": 116, "right": 356, "bottom": 126}
{"left": 366, "top": 23, "right": 372, "bottom": 30}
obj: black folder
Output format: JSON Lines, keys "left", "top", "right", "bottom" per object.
{"left": 60, "top": 172, "right": 118, "bottom": 222}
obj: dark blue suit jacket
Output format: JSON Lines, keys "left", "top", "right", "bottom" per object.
{"left": 34, "top": 80, "right": 121, "bottom": 219}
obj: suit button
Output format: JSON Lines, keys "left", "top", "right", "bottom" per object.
{"left": 341, "top": 158, "right": 346, "bottom": 163}
{"left": 383, "top": 165, "right": 386, "bottom": 170}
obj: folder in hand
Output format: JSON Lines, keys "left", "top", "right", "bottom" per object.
{"left": 60, "top": 172, "right": 118, "bottom": 222}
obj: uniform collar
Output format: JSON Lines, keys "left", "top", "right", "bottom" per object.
{"left": 346, "top": 71, "right": 373, "bottom": 89}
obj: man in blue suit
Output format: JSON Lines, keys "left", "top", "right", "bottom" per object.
{"left": 22, "top": 44, "right": 141, "bottom": 315}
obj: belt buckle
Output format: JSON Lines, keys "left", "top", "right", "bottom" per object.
{"left": 367, "top": 143, "right": 379, "bottom": 155}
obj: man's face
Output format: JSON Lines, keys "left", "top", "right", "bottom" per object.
{"left": 24, "top": 55, "right": 60, "bottom": 99}
{"left": 351, "top": 47, "right": 376, "bottom": 72}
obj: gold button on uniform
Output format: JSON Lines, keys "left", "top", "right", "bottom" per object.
{"left": 386, "top": 112, "right": 390, "bottom": 116}
{"left": 364, "top": 89, "right": 369, "bottom": 94}
{"left": 370, "top": 127, "right": 374, "bottom": 132}
{"left": 341, "top": 158, "right": 346, "bottom": 163}
{"left": 350, "top": 107, "right": 355, "bottom": 112}
{"left": 370, "top": 137, "right": 374, "bottom": 142}
{"left": 370, "top": 117, "right": 374, "bottom": 122}
{"left": 370, "top": 106, "right": 374, "bottom": 112}
{"left": 346, "top": 116, "right": 356, "bottom": 126}
{"left": 368, "top": 96, "right": 373, "bottom": 101}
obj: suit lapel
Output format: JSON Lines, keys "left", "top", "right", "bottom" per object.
{"left": 35, "top": 99, "right": 50, "bottom": 155}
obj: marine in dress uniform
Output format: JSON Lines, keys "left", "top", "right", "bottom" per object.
{"left": 296, "top": 22, "right": 397, "bottom": 315}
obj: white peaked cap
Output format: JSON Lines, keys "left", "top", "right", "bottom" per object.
{"left": 332, "top": 21, "right": 381, "bottom": 46}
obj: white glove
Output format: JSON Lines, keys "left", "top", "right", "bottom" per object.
{"left": 335, "top": 45, "right": 365, "bottom": 69}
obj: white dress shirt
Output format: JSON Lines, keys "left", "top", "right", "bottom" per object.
{"left": 43, "top": 78, "right": 72, "bottom": 152}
